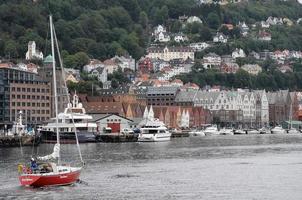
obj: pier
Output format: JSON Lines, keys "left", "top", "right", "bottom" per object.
{"left": 0, "top": 135, "right": 40, "bottom": 147}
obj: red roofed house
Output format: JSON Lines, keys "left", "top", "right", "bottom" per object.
{"left": 258, "top": 31, "right": 272, "bottom": 41}
{"left": 138, "top": 57, "right": 154, "bottom": 74}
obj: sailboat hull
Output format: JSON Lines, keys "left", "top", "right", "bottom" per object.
{"left": 19, "top": 167, "right": 81, "bottom": 187}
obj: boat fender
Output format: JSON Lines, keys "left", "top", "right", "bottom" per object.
{"left": 17, "top": 164, "right": 24, "bottom": 173}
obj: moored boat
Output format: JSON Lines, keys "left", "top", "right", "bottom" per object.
{"left": 246, "top": 129, "right": 260, "bottom": 134}
{"left": 259, "top": 127, "right": 271, "bottom": 134}
{"left": 287, "top": 128, "right": 300, "bottom": 134}
{"left": 219, "top": 128, "right": 234, "bottom": 135}
{"left": 234, "top": 129, "right": 246, "bottom": 135}
{"left": 271, "top": 125, "right": 286, "bottom": 134}
{"left": 40, "top": 93, "right": 100, "bottom": 143}
{"left": 204, "top": 125, "right": 219, "bottom": 136}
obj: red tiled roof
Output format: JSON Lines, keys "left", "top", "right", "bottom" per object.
{"left": 83, "top": 102, "right": 124, "bottom": 115}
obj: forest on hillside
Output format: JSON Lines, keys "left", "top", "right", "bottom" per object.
{"left": 1, "top": 0, "right": 302, "bottom": 69}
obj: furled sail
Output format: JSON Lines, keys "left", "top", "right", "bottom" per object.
{"left": 37, "top": 143, "right": 60, "bottom": 161}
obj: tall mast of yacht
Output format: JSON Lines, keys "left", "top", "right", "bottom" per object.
{"left": 50, "top": 15, "right": 60, "bottom": 165}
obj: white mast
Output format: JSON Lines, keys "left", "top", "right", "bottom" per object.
{"left": 50, "top": 15, "right": 60, "bottom": 165}
{"left": 53, "top": 19, "right": 83, "bottom": 165}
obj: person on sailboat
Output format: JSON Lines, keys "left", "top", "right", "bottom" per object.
{"left": 30, "top": 158, "right": 38, "bottom": 173}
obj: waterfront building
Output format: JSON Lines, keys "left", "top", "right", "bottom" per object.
{"left": 146, "top": 86, "right": 180, "bottom": 106}
{"left": 267, "top": 90, "right": 291, "bottom": 125}
{"left": 92, "top": 114, "right": 134, "bottom": 133}
{"left": 39, "top": 55, "right": 68, "bottom": 116}
{"left": 174, "top": 90, "right": 269, "bottom": 127}
{"left": 0, "top": 63, "right": 51, "bottom": 127}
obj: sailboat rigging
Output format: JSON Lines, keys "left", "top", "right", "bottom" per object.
{"left": 18, "top": 15, "right": 82, "bottom": 187}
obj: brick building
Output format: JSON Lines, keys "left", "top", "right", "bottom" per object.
{"left": 0, "top": 63, "right": 51, "bottom": 127}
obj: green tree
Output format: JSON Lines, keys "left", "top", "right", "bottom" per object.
{"left": 206, "top": 13, "right": 221, "bottom": 29}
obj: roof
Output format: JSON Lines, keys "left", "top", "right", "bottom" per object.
{"left": 175, "top": 91, "right": 197, "bottom": 102}
{"left": 44, "top": 55, "right": 53, "bottom": 63}
{"left": 92, "top": 67, "right": 105, "bottom": 74}
{"left": 147, "top": 46, "right": 194, "bottom": 53}
{"left": 83, "top": 102, "right": 124, "bottom": 114}
{"left": 92, "top": 113, "right": 133, "bottom": 122}
{"left": 147, "top": 86, "right": 179, "bottom": 95}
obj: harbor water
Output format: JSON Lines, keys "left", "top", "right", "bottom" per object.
{"left": 1, "top": 134, "right": 302, "bottom": 199}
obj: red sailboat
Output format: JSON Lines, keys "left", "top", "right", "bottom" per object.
{"left": 18, "top": 15, "right": 83, "bottom": 187}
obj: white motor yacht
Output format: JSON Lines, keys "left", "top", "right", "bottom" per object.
{"left": 204, "top": 125, "right": 219, "bottom": 136}
{"left": 271, "top": 125, "right": 286, "bottom": 134}
{"left": 234, "top": 129, "right": 246, "bottom": 135}
{"left": 138, "top": 119, "right": 171, "bottom": 142}
{"left": 219, "top": 128, "right": 234, "bottom": 135}
{"left": 259, "top": 127, "right": 271, "bottom": 134}
{"left": 40, "top": 93, "right": 99, "bottom": 143}
{"left": 287, "top": 128, "right": 300, "bottom": 134}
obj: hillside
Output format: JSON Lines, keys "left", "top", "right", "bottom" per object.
{"left": 0, "top": 0, "right": 302, "bottom": 71}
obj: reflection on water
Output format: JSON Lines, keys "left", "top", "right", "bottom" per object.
{"left": 1, "top": 134, "right": 302, "bottom": 199}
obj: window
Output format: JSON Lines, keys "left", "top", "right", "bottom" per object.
{"left": 22, "top": 88, "right": 25, "bottom": 92}
{"left": 22, "top": 102, "right": 25, "bottom": 106}
{"left": 22, "top": 95, "right": 25, "bottom": 99}
{"left": 27, "top": 95, "right": 30, "bottom": 99}
{"left": 27, "top": 88, "right": 30, "bottom": 92}
{"left": 12, "top": 87, "right": 15, "bottom": 91}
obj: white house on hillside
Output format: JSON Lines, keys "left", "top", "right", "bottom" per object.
{"left": 111, "top": 55, "right": 135, "bottom": 71}
{"left": 26, "top": 41, "right": 43, "bottom": 60}
{"left": 186, "top": 16, "right": 203, "bottom": 24}
{"left": 202, "top": 53, "right": 221, "bottom": 69}
{"left": 241, "top": 64, "right": 262, "bottom": 75}
{"left": 90, "top": 67, "right": 107, "bottom": 83}
{"left": 213, "top": 32, "right": 228, "bottom": 43}
{"left": 232, "top": 48, "right": 246, "bottom": 59}
{"left": 83, "top": 59, "right": 104, "bottom": 73}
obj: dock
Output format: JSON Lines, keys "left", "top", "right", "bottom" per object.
{"left": 171, "top": 130, "right": 190, "bottom": 138}
{"left": 0, "top": 135, "right": 40, "bottom": 147}
{"left": 100, "top": 133, "right": 138, "bottom": 143}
